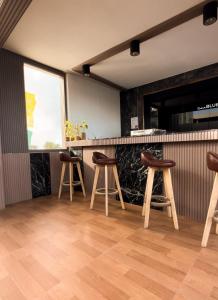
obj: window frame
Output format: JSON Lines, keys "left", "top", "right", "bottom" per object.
{"left": 23, "top": 62, "right": 67, "bottom": 152}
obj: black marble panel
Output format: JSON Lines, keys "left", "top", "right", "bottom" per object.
{"left": 115, "top": 144, "right": 163, "bottom": 205}
{"left": 120, "top": 89, "right": 138, "bottom": 136}
{"left": 120, "top": 64, "right": 218, "bottom": 137}
{"left": 30, "top": 153, "right": 51, "bottom": 198}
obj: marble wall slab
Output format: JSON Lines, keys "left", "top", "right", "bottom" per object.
{"left": 115, "top": 143, "right": 163, "bottom": 205}
{"left": 120, "top": 89, "right": 138, "bottom": 136}
{"left": 30, "top": 153, "right": 51, "bottom": 198}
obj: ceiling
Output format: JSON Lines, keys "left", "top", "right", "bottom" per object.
{"left": 4, "top": 0, "right": 217, "bottom": 89}
{"left": 92, "top": 15, "right": 218, "bottom": 88}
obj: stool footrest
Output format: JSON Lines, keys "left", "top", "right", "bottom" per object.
{"left": 95, "top": 188, "right": 119, "bottom": 195}
{"left": 151, "top": 195, "right": 171, "bottom": 208}
{"left": 213, "top": 210, "right": 218, "bottom": 223}
{"left": 63, "top": 181, "right": 81, "bottom": 187}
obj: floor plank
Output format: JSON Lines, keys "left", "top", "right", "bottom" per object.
{"left": 0, "top": 193, "right": 217, "bottom": 300}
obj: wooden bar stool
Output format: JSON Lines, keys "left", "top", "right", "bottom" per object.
{"left": 90, "top": 152, "right": 125, "bottom": 216}
{"left": 141, "top": 151, "right": 179, "bottom": 230}
{"left": 201, "top": 152, "right": 218, "bottom": 247}
{"left": 58, "top": 152, "right": 86, "bottom": 201}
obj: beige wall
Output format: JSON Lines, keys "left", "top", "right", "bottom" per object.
{"left": 66, "top": 73, "right": 121, "bottom": 139}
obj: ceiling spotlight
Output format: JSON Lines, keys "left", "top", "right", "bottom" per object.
{"left": 203, "top": 1, "right": 217, "bottom": 25}
{"left": 82, "top": 64, "right": 91, "bottom": 77}
{"left": 130, "top": 40, "right": 140, "bottom": 56}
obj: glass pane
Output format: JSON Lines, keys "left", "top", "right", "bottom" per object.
{"left": 24, "top": 64, "right": 65, "bottom": 150}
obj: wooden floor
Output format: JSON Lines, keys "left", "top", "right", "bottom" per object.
{"left": 0, "top": 193, "right": 218, "bottom": 300}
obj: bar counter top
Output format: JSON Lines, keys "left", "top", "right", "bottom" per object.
{"left": 66, "top": 129, "right": 218, "bottom": 148}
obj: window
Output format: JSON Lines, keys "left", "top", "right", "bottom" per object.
{"left": 24, "top": 64, "right": 65, "bottom": 150}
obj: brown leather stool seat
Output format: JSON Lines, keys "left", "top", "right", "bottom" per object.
{"left": 92, "top": 152, "right": 117, "bottom": 165}
{"left": 60, "top": 152, "right": 80, "bottom": 163}
{"left": 58, "top": 152, "right": 86, "bottom": 201}
{"left": 202, "top": 151, "right": 218, "bottom": 247}
{"left": 141, "top": 151, "right": 176, "bottom": 169}
{"left": 90, "top": 151, "right": 125, "bottom": 216}
{"left": 141, "top": 151, "right": 179, "bottom": 231}
{"left": 207, "top": 151, "right": 218, "bottom": 172}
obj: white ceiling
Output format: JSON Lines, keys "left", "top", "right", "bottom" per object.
{"left": 92, "top": 15, "right": 218, "bottom": 88}
{"left": 5, "top": 0, "right": 202, "bottom": 73}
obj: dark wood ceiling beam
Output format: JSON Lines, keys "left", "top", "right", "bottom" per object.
{"left": 0, "top": 0, "right": 32, "bottom": 47}
{"left": 74, "top": 71, "right": 126, "bottom": 91}
{"left": 90, "top": 73, "right": 126, "bottom": 91}
{"left": 73, "top": 0, "right": 212, "bottom": 74}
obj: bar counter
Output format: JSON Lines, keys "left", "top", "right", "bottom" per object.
{"left": 66, "top": 130, "right": 218, "bottom": 147}
{"left": 67, "top": 130, "right": 218, "bottom": 222}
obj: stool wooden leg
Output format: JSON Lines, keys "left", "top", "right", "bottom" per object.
{"left": 69, "top": 163, "right": 73, "bottom": 202}
{"left": 142, "top": 197, "right": 146, "bottom": 217}
{"left": 90, "top": 165, "right": 100, "bottom": 209}
{"left": 216, "top": 224, "right": 218, "bottom": 235}
{"left": 144, "top": 167, "right": 155, "bottom": 228}
{"left": 166, "top": 206, "right": 172, "bottom": 218}
{"left": 201, "top": 173, "right": 218, "bottom": 247}
{"left": 164, "top": 176, "right": 172, "bottom": 218}
{"left": 163, "top": 168, "right": 179, "bottom": 230}
{"left": 105, "top": 165, "right": 109, "bottom": 217}
{"left": 112, "top": 165, "right": 125, "bottom": 210}
{"left": 76, "top": 162, "right": 86, "bottom": 197}
{"left": 58, "top": 162, "right": 66, "bottom": 199}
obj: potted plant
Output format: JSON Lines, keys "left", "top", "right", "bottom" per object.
{"left": 80, "top": 121, "right": 88, "bottom": 140}
{"left": 65, "top": 120, "right": 73, "bottom": 141}
{"left": 74, "top": 124, "right": 82, "bottom": 140}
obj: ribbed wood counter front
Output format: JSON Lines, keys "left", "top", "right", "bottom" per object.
{"left": 66, "top": 129, "right": 218, "bottom": 147}
{"left": 67, "top": 130, "right": 218, "bottom": 222}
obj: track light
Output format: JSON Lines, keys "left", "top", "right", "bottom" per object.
{"left": 203, "top": 1, "right": 217, "bottom": 25}
{"left": 130, "top": 40, "right": 140, "bottom": 56}
{"left": 82, "top": 64, "right": 91, "bottom": 77}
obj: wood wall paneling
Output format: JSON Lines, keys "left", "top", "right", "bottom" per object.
{"left": 0, "top": 132, "right": 5, "bottom": 209}
{"left": 0, "top": 50, "right": 28, "bottom": 153}
{"left": 66, "top": 130, "right": 218, "bottom": 147}
{"left": 0, "top": 49, "right": 67, "bottom": 205}
{"left": 0, "top": 0, "right": 32, "bottom": 47}
{"left": 50, "top": 152, "right": 62, "bottom": 195}
{"left": 2, "top": 153, "right": 32, "bottom": 205}
{"left": 0, "top": 49, "right": 65, "bottom": 154}
{"left": 163, "top": 141, "right": 218, "bottom": 222}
